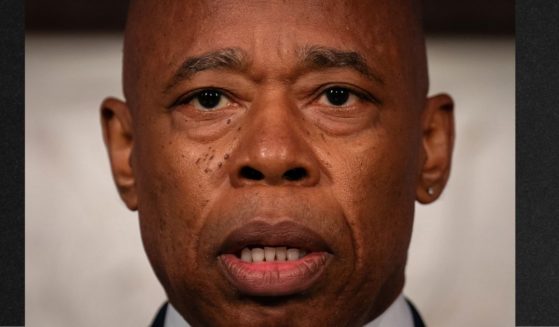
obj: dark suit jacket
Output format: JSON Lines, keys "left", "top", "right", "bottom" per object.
{"left": 151, "top": 299, "right": 426, "bottom": 327}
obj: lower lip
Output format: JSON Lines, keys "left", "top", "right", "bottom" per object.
{"left": 218, "top": 252, "right": 331, "bottom": 296}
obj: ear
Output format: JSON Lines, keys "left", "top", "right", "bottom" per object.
{"left": 416, "top": 93, "right": 455, "bottom": 204}
{"left": 100, "top": 97, "right": 138, "bottom": 210}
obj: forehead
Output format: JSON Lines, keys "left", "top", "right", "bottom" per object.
{"left": 123, "top": 0, "right": 424, "bottom": 102}
{"left": 126, "top": 0, "right": 418, "bottom": 50}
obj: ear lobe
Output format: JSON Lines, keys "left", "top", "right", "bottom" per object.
{"left": 100, "top": 97, "right": 138, "bottom": 210}
{"left": 416, "top": 93, "right": 455, "bottom": 204}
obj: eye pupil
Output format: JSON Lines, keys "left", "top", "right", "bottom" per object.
{"left": 326, "top": 88, "right": 350, "bottom": 106}
{"left": 197, "top": 90, "right": 221, "bottom": 109}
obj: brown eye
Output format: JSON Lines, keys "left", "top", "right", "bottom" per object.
{"left": 318, "top": 87, "right": 358, "bottom": 107}
{"left": 188, "top": 89, "right": 231, "bottom": 110}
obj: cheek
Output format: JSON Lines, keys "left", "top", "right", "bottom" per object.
{"left": 132, "top": 133, "right": 220, "bottom": 292}
{"left": 329, "top": 129, "right": 419, "bottom": 283}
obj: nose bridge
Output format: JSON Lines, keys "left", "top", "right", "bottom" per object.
{"left": 229, "top": 93, "right": 320, "bottom": 187}
{"left": 250, "top": 99, "right": 298, "bottom": 160}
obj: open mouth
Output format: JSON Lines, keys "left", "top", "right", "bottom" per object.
{"left": 217, "top": 221, "right": 333, "bottom": 296}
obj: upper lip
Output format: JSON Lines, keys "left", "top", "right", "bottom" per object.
{"left": 218, "top": 220, "right": 332, "bottom": 256}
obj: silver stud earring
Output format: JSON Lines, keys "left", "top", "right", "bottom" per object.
{"left": 427, "top": 187, "right": 435, "bottom": 196}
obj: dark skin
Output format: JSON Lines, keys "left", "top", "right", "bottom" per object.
{"left": 101, "top": 0, "right": 454, "bottom": 326}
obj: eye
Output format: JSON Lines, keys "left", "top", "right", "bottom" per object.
{"left": 317, "top": 87, "right": 359, "bottom": 107}
{"left": 186, "top": 89, "right": 232, "bottom": 111}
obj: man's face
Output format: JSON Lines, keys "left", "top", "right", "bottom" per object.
{"left": 102, "top": 1, "right": 453, "bottom": 326}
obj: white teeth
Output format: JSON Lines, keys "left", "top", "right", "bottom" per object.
{"left": 287, "top": 248, "right": 300, "bottom": 261}
{"left": 264, "top": 247, "right": 276, "bottom": 262}
{"left": 251, "top": 248, "right": 265, "bottom": 262}
{"left": 241, "top": 248, "right": 252, "bottom": 262}
{"left": 276, "top": 247, "right": 287, "bottom": 261}
{"left": 240, "top": 247, "right": 306, "bottom": 262}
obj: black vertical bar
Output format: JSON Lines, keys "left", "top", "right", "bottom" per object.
{"left": 0, "top": 0, "right": 24, "bottom": 325}
{"left": 516, "top": 0, "right": 559, "bottom": 325}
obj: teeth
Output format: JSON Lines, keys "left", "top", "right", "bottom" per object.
{"left": 239, "top": 246, "right": 306, "bottom": 262}
{"left": 241, "top": 248, "right": 252, "bottom": 262}
{"left": 264, "top": 247, "right": 276, "bottom": 262}
{"left": 251, "top": 248, "right": 264, "bottom": 262}
{"left": 287, "top": 248, "right": 300, "bottom": 261}
{"left": 276, "top": 247, "right": 287, "bottom": 261}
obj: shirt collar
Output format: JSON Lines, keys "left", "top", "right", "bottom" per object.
{"left": 164, "top": 293, "right": 414, "bottom": 327}
{"left": 363, "top": 294, "right": 415, "bottom": 327}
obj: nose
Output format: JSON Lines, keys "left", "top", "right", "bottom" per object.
{"left": 229, "top": 98, "right": 321, "bottom": 188}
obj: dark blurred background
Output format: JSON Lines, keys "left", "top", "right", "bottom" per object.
{"left": 26, "top": 0, "right": 514, "bottom": 35}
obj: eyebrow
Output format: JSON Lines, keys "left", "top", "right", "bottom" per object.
{"left": 296, "top": 45, "right": 383, "bottom": 84}
{"left": 164, "top": 45, "right": 383, "bottom": 93}
{"left": 164, "top": 47, "right": 248, "bottom": 93}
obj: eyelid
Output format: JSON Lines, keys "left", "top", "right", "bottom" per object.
{"left": 169, "top": 87, "right": 235, "bottom": 109}
{"left": 313, "top": 84, "right": 381, "bottom": 106}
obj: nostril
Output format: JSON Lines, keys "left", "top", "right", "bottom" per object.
{"left": 239, "top": 166, "right": 265, "bottom": 181}
{"left": 282, "top": 167, "right": 308, "bottom": 181}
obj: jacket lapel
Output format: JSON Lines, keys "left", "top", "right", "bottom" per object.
{"left": 405, "top": 298, "right": 426, "bottom": 327}
{"left": 150, "top": 303, "right": 168, "bottom": 327}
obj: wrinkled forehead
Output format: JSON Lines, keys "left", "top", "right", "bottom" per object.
{"left": 122, "top": 0, "right": 426, "bottom": 105}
